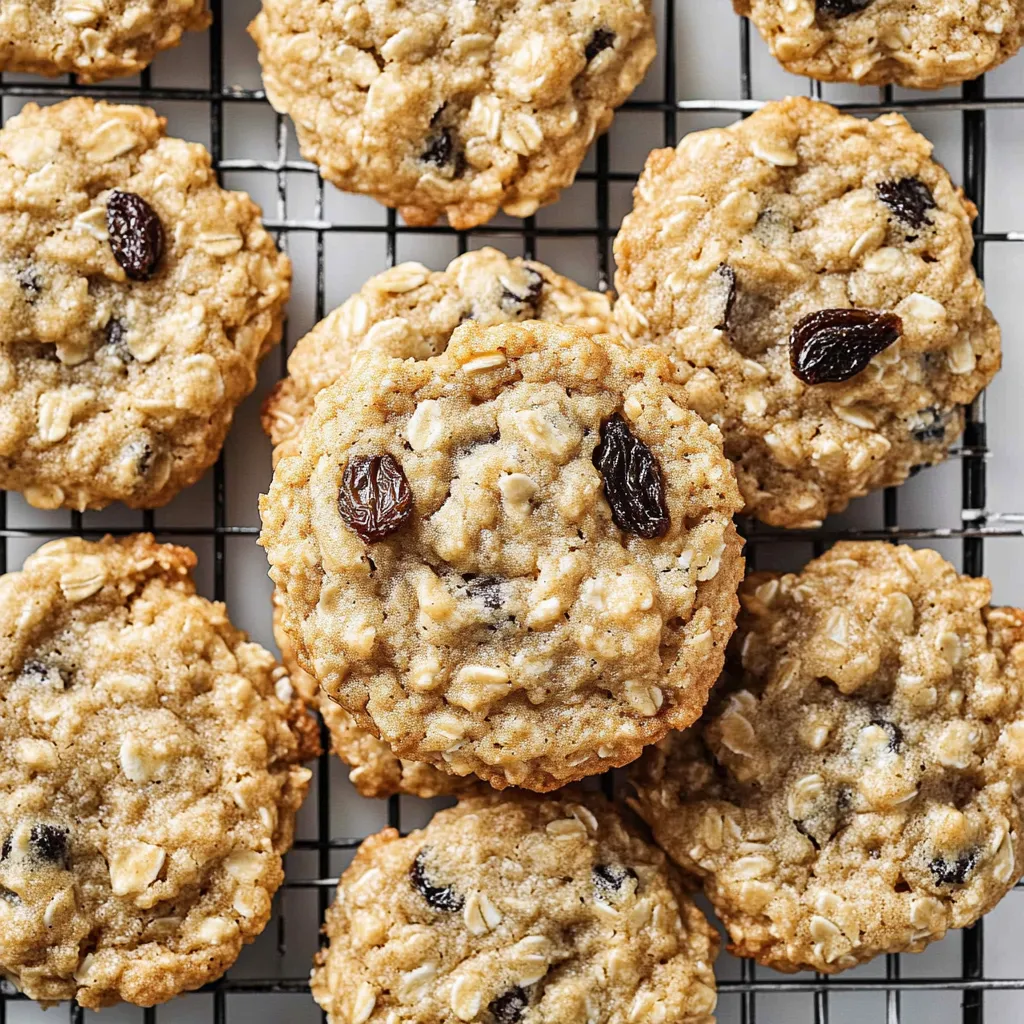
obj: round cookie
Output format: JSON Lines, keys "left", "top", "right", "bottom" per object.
{"left": 0, "top": 98, "right": 290, "bottom": 511}
{"left": 264, "top": 249, "right": 617, "bottom": 465}
{"left": 0, "top": 1, "right": 210, "bottom": 82}
{"left": 614, "top": 97, "right": 1000, "bottom": 529}
{"left": 312, "top": 791, "right": 719, "bottom": 1024}
{"left": 630, "top": 542, "right": 1024, "bottom": 974}
{"left": 261, "top": 320, "right": 744, "bottom": 792}
{"left": 271, "top": 588, "right": 473, "bottom": 799}
{"left": 0, "top": 535, "right": 317, "bottom": 1008}
{"left": 248, "top": 0, "right": 656, "bottom": 229}
{"left": 734, "top": 0, "right": 1024, "bottom": 90}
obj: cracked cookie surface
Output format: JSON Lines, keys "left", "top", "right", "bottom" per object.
{"left": 312, "top": 791, "right": 719, "bottom": 1024}
{"left": 261, "top": 320, "right": 744, "bottom": 792}
{"left": 0, "top": 98, "right": 290, "bottom": 511}
{"left": 0, "top": 0, "right": 210, "bottom": 82}
{"left": 248, "top": 0, "right": 655, "bottom": 228}
{"left": 614, "top": 97, "right": 1000, "bottom": 528}
{"left": 0, "top": 535, "right": 317, "bottom": 1008}
{"left": 630, "top": 542, "right": 1024, "bottom": 974}
{"left": 734, "top": 0, "right": 1024, "bottom": 89}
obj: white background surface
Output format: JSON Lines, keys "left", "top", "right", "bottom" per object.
{"left": 3, "top": 1, "right": 1024, "bottom": 1021}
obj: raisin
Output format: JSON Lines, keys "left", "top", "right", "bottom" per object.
{"left": 410, "top": 848, "right": 463, "bottom": 912}
{"left": 870, "top": 718, "right": 903, "bottom": 752}
{"left": 1, "top": 835, "right": 10, "bottom": 861}
{"left": 911, "top": 406, "right": 953, "bottom": 444}
{"left": 593, "top": 864, "right": 638, "bottom": 893}
{"left": 490, "top": 986, "right": 529, "bottom": 1024}
{"left": 585, "top": 28, "right": 616, "bottom": 62}
{"left": 929, "top": 851, "right": 976, "bottom": 886}
{"left": 463, "top": 574, "right": 505, "bottom": 610}
{"left": 17, "top": 267, "right": 41, "bottom": 299}
{"left": 816, "top": 0, "right": 874, "bottom": 17}
{"left": 714, "top": 263, "right": 737, "bottom": 331}
{"left": 877, "top": 177, "right": 936, "bottom": 229}
{"left": 338, "top": 454, "right": 414, "bottom": 543}
{"left": 421, "top": 127, "right": 464, "bottom": 176}
{"left": 790, "top": 308, "right": 902, "bottom": 385}
{"left": 593, "top": 414, "right": 670, "bottom": 539}
{"left": 105, "top": 318, "right": 132, "bottom": 362}
{"left": 106, "top": 191, "right": 164, "bottom": 281}
{"left": 0, "top": 886, "right": 19, "bottom": 906}
{"left": 30, "top": 825, "right": 69, "bottom": 867}
{"left": 499, "top": 267, "right": 544, "bottom": 318}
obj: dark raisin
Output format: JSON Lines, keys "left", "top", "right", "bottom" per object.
{"left": 593, "top": 864, "right": 638, "bottom": 892}
{"left": 790, "top": 308, "right": 902, "bottom": 385}
{"left": 464, "top": 574, "right": 505, "bottom": 610}
{"left": 929, "top": 851, "right": 976, "bottom": 886}
{"left": 490, "top": 986, "right": 529, "bottom": 1024}
{"left": 585, "top": 28, "right": 616, "bottom": 62}
{"left": 17, "top": 267, "right": 41, "bottom": 299}
{"left": 106, "top": 191, "right": 164, "bottom": 281}
{"left": 870, "top": 719, "right": 903, "bottom": 752}
{"left": 422, "top": 128, "right": 454, "bottom": 167}
{"left": 104, "top": 318, "right": 132, "bottom": 362}
{"left": 713, "top": 263, "right": 737, "bottom": 331}
{"left": 410, "top": 848, "right": 463, "bottom": 912}
{"left": 911, "top": 406, "right": 953, "bottom": 444}
{"left": 29, "top": 825, "right": 69, "bottom": 867}
{"left": 338, "top": 454, "right": 414, "bottom": 543}
{"left": 1, "top": 835, "right": 10, "bottom": 861}
{"left": 877, "top": 177, "right": 936, "bottom": 229}
{"left": 816, "top": 0, "right": 874, "bottom": 17}
{"left": 593, "top": 414, "right": 670, "bottom": 539}
{"left": 499, "top": 267, "right": 544, "bottom": 318}
{"left": 0, "top": 886, "right": 19, "bottom": 906}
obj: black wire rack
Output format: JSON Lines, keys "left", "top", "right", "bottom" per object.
{"left": 1, "top": 1, "right": 1023, "bottom": 1022}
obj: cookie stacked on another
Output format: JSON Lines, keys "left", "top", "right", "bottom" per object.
{"left": 614, "top": 97, "right": 1000, "bottom": 528}
{"left": 0, "top": 98, "right": 291, "bottom": 511}
{"left": 0, "top": 535, "right": 318, "bottom": 1007}
{"left": 313, "top": 791, "right": 720, "bottom": 1024}
{"left": 261, "top": 319, "right": 745, "bottom": 792}
{"left": 264, "top": 249, "right": 620, "bottom": 798}
{"left": 631, "top": 543, "right": 1024, "bottom": 973}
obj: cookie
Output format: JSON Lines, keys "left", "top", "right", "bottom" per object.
{"left": 271, "top": 588, "right": 472, "bottom": 799}
{"left": 261, "top": 319, "right": 744, "bottom": 792}
{"left": 630, "top": 542, "right": 1024, "bottom": 974}
{"left": 614, "top": 97, "right": 1000, "bottom": 528}
{"left": 248, "top": 0, "right": 656, "bottom": 228}
{"left": 312, "top": 791, "right": 719, "bottom": 1024}
{"left": 264, "top": 249, "right": 617, "bottom": 466}
{"left": 0, "top": 98, "right": 291, "bottom": 511}
{"left": 734, "top": 0, "right": 1024, "bottom": 90}
{"left": 0, "top": 535, "right": 317, "bottom": 1008}
{"left": 0, "top": 1, "right": 210, "bottom": 82}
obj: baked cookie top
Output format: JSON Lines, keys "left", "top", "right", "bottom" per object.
{"left": 0, "top": 98, "right": 290, "bottom": 511}
{"left": 0, "top": 535, "right": 316, "bottom": 1008}
{"left": 630, "top": 542, "right": 1024, "bottom": 974}
{"left": 0, "top": 1, "right": 210, "bottom": 82}
{"left": 734, "top": 0, "right": 1024, "bottom": 90}
{"left": 261, "top": 320, "right": 744, "bottom": 792}
{"left": 248, "top": 0, "right": 655, "bottom": 228}
{"left": 312, "top": 791, "right": 719, "bottom": 1024}
{"left": 263, "top": 249, "right": 616, "bottom": 465}
{"left": 272, "top": 588, "right": 472, "bottom": 800}
{"left": 614, "top": 97, "right": 1000, "bottom": 528}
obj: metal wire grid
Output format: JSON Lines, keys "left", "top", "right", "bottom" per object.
{"left": 0, "top": 1, "right": 1022, "bottom": 1021}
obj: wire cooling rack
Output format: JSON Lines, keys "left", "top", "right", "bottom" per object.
{"left": 3, "top": 1, "right": 1024, "bottom": 1022}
